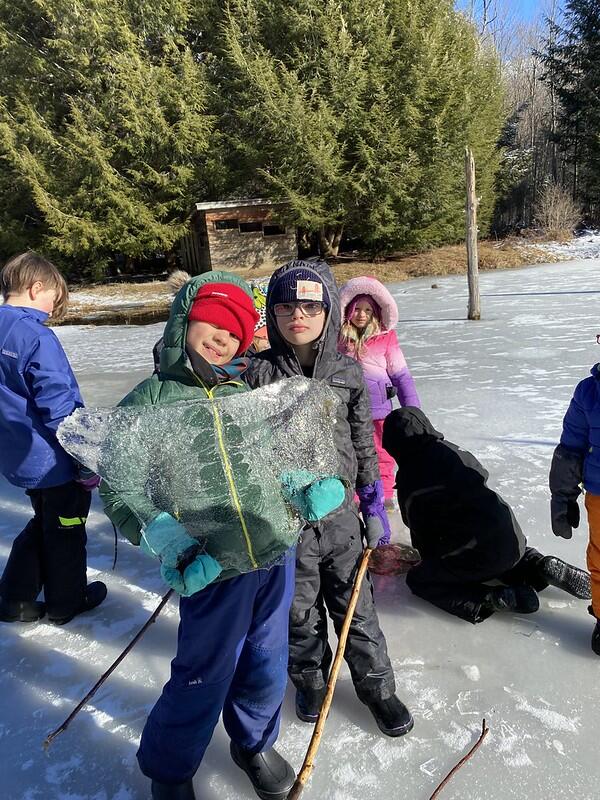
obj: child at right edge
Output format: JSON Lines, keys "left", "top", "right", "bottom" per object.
{"left": 550, "top": 360, "right": 600, "bottom": 656}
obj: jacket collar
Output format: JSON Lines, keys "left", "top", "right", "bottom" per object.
{"left": 1, "top": 305, "right": 49, "bottom": 323}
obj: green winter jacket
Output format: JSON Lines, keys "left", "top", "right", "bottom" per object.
{"left": 99, "top": 272, "right": 296, "bottom": 579}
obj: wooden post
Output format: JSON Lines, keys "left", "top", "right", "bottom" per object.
{"left": 465, "top": 147, "right": 481, "bottom": 320}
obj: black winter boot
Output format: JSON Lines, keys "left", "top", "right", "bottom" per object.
{"left": 365, "top": 695, "right": 414, "bottom": 737}
{"left": 230, "top": 742, "right": 295, "bottom": 800}
{"left": 295, "top": 687, "right": 326, "bottom": 723}
{"left": 488, "top": 585, "right": 539, "bottom": 614}
{"left": 0, "top": 598, "right": 45, "bottom": 623}
{"left": 150, "top": 779, "right": 196, "bottom": 800}
{"left": 48, "top": 581, "right": 107, "bottom": 625}
{"left": 592, "top": 621, "right": 600, "bottom": 656}
{"left": 539, "top": 556, "right": 591, "bottom": 599}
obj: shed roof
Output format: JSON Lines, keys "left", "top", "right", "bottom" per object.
{"left": 193, "top": 198, "right": 283, "bottom": 212}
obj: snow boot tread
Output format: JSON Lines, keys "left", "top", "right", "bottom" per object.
{"left": 540, "top": 556, "right": 591, "bottom": 599}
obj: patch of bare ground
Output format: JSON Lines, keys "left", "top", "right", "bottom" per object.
{"left": 56, "top": 239, "right": 562, "bottom": 326}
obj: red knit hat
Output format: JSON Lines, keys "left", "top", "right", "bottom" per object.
{"left": 188, "top": 282, "right": 259, "bottom": 355}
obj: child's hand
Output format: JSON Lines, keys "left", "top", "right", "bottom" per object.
{"left": 551, "top": 496, "right": 580, "bottom": 539}
{"left": 357, "top": 480, "right": 391, "bottom": 547}
{"left": 75, "top": 463, "right": 101, "bottom": 491}
{"left": 281, "top": 470, "right": 346, "bottom": 522}
{"left": 141, "top": 512, "right": 200, "bottom": 570}
{"left": 161, "top": 553, "right": 223, "bottom": 596}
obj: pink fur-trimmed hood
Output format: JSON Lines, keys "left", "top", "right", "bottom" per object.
{"left": 339, "top": 277, "right": 399, "bottom": 331}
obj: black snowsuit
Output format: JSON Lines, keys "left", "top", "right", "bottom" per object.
{"left": 382, "top": 408, "right": 549, "bottom": 624}
{"left": 245, "top": 260, "right": 396, "bottom": 702}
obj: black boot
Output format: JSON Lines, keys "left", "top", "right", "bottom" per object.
{"left": 295, "top": 687, "right": 326, "bottom": 723}
{"left": 488, "top": 585, "right": 539, "bottom": 614}
{"left": 539, "top": 556, "right": 592, "bottom": 599}
{"left": 230, "top": 742, "right": 295, "bottom": 800}
{"left": 365, "top": 695, "right": 414, "bottom": 737}
{"left": 592, "top": 621, "right": 600, "bottom": 656}
{"left": 0, "top": 598, "right": 45, "bottom": 623}
{"left": 150, "top": 779, "right": 196, "bottom": 800}
{"left": 48, "top": 581, "right": 107, "bottom": 625}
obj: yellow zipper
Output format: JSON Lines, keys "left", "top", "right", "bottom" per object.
{"left": 201, "top": 380, "right": 258, "bottom": 569}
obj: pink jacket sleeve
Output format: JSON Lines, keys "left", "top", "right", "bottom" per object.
{"left": 385, "top": 331, "right": 420, "bottom": 408}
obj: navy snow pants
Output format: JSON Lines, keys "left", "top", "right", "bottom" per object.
{"left": 137, "top": 555, "right": 295, "bottom": 785}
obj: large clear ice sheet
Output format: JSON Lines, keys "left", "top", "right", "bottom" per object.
{"left": 58, "top": 376, "right": 341, "bottom": 574}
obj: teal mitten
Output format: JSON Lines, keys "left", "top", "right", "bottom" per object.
{"left": 140, "top": 511, "right": 198, "bottom": 569}
{"left": 281, "top": 470, "right": 346, "bottom": 522}
{"left": 141, "top": 512, "right": 222, "bottom": 595}
{"left": 162, "top": 554, "right": 222, "bottom": 597}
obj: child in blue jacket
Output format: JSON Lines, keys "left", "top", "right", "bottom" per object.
{"left": 0, "top": 252, "right": 106, "bottom": 625}
{"left": 550, "top": 361, "right": 600, "bottom": 655}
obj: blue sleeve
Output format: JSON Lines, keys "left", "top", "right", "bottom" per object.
{"left": 25, "top": 333, "right": 83, "bottom": 432}
{"left": 559, "top": 381, "right": 590, "bottom": 455}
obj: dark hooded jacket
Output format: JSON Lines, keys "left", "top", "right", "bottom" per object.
{"left": 244, "top": 260, "right": 379, "bottom": 504}
{"left": 383, "top": 408, "right": 526, "bottom": 579}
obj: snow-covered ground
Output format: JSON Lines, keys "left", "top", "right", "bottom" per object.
{"left": 2, "top": 259, "right": 599, "bottom": 800}
{"left": 521, "top": 228, "right": 600, "bottom": 261}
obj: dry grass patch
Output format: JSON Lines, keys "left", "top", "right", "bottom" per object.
{"left": 56, "top": 239, "right": 563, "bottom": 326}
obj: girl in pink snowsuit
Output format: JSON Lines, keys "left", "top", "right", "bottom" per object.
{"left": 339, "top": 277, "right": 420, "bottom": 501}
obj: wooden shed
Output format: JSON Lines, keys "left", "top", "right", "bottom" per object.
{"left": 180, "top": 199, "right": 297, "bottom": 274}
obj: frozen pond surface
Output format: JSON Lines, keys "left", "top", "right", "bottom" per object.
{"left": 1, "top": 259, "right": 599, "bottom": 799}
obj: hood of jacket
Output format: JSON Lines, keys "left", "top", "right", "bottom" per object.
{"left": 382, "top": 407, "right": 444, "bottom": 460}
{"left": 266, "top": 259, "right": 341, "bottom": 379}
{"left": 339, "top": 276, "right": 399, "bottom": 332}
{"left": 159, "top": 271, "right": 254, "bottom": 388}
{"left": 591, "top": 363, "right": 600, "bottom": 380}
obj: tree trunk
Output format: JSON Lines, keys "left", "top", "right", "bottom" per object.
{"left": 465, "top": 147, "right": 481, "bottom": 321}
{"left": 318, "top": 224, "right": 344, "bottom": 257}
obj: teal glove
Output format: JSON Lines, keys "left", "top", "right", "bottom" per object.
{"left": 281, "top": 470, "right": 346, "bottom": 522}
{"left": 141, "top": 512, "right": 222, "bottom": 595}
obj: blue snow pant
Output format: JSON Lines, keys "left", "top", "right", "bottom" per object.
{"left": 137, "top": 555, "right": 295, "bottom": 785}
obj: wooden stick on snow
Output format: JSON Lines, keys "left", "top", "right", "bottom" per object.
{"left": 428, "top": 718, "right": 489, "bottom": 800}
{"left": 287, "top": 548, "right": 373, "bottom": 800}
{"left": 43, "top": 588, "right": 174, "bottom": 751}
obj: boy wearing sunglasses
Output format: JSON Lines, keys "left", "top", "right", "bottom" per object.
{"left": 245, "top": 260, "right": 414, "bottom": 738}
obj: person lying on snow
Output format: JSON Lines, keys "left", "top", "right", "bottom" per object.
{"left": 382, "top": 407, "right": 591, "bottom": 625}
{"left": 245, "top": 259, "right": 414, "bottom": 739}
{"left": 100, "top": 272, "right": 345, "bottom": 800}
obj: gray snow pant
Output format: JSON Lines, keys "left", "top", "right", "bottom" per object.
{"left": 289, "top": 507, "right": 396, "bottom": 702}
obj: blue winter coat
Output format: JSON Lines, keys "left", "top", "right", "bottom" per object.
{"left": 560, "top": 363, "right": 600, "bottom": 495}
{"left": 0, "top": 305, "right": 83, "bottom": 489}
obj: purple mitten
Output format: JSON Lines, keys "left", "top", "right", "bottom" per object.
{"left": 76, "top": 464, "right": 102, "bottom": 491}
{"left": 357, "top": 479, "right": 391, "bottom": 547}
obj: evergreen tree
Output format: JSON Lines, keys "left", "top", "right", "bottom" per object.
{"left": 217, "top": 0, "right": 504, "bottom": 255}
{"left": 539, "top": 0, "right": 600, "bottom": 218}
{"left": 0, "top": 0, "right": 215, "bottom": 275}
